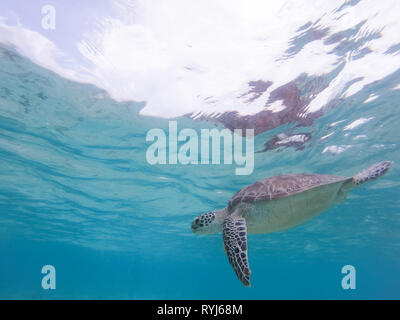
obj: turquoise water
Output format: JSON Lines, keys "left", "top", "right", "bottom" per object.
{"left": 0, "top": 44, "right": 399, "bottom": 299}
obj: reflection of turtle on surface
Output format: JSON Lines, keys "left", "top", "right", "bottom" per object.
{"left": 191, "top": 161, "right": 393, "bottom": 287}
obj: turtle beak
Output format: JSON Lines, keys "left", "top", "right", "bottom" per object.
{"left": 191, "top": 218, "right": 201, "bottom": 233}
{"left": 191, "top": 221, "right": 199, "bottom": 232}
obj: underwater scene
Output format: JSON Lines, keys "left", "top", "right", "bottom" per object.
{"left": 0, "top": 0, "right": 399, "bottom": 299}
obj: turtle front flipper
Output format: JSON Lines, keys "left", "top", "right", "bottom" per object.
{"left": 222, "top": 213, "right": 251, "bottom": 287}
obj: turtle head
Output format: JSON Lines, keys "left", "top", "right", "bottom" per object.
{"left": 191, "top": 209, "right": 227, "bottom": 234}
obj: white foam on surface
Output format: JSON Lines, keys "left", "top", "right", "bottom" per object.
{"left": 322, "top": 145, "right": 352, "bottom": 155}
{"left": 265, "top": 100, "right": 286, "bottom": 113}
{"left": 320, "top": 132, "right": 334, "bottom": 141}
{"left": 344, "top": 117, "right": 374, "bottom": 131}
{"left": 276, "top": 134, "right": 308, "bottom": 145}
{"left": 364, "top": 94, "right": 379, "bottom": 104}
{"left": 354, "top": 134, "right": 368, "bottom": 140}
{"left": 1, "top": 0, "right": 400, "bottom": 119}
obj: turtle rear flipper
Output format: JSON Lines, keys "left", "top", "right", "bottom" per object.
{"left": 353, "top": 161, "right": 393, "bottom": 185}
{"left": 222, "top": 212, "right": 251, "bottom": 287}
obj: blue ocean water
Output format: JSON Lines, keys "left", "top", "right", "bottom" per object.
{"left": 0, "top": 44, "right": 399, "bottom": 299}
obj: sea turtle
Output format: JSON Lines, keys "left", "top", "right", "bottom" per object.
{"left": 191, "top": 161, "right": 393, "bottom": 287}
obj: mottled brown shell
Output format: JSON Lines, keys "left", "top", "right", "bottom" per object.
{"left": 228, "top": 174, "right": 351, "bottom": 212}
